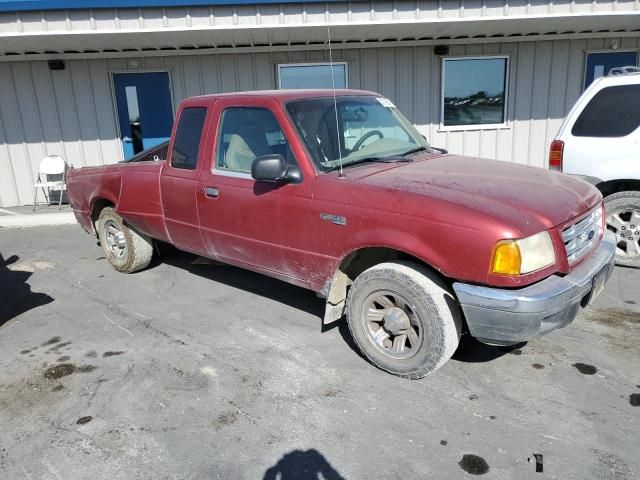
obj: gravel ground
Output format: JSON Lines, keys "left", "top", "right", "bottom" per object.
{"left": 0, "top": 225, "right": 638, "bottom": 479}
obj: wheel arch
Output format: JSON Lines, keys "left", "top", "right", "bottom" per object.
{"left": 90, "top": 197, "right": 117, "bottom": 236}
{"left": 596, "top": 179, "right": 640, "bottom": 197}
{"left": 601, "top": 189, "right": 640, "bottom": 268}
{"left": 321, "top": 245, "right": 448, "bottom": 325}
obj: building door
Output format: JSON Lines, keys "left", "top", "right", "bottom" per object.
{"left": 113, "top": 72, "right": 174, "bottom": 159}
{"left": 584, "top": 51, "right": 638, "bottom": 89}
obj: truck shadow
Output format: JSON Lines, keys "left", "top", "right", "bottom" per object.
{"left": 158, "top": 249, "right": 523, "bottom": 365}
{"left": 446, "top": 293, "right": 526, "bottom": 363}
{"left": 159, "top": 250, "right": 325, "bottom": 319}
{"left": 0, "top": 253, "right": 54, "bottom": 328}
{"left": 452, "top": 335, "right": 526, "bottom": 363}
{"left": 158, "top": 250, "right": 373, "bottom": 362}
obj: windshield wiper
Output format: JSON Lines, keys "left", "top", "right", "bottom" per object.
{"left": 400, "top": 146, "right": 430, "bottom": 157}
{"left": 325, "top": 156, "right": 413, "bottom": 172}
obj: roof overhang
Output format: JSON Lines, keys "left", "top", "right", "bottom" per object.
{"left": 0, "top": 0, "right": 356, "bottom": 13}
{"left": 1, "top": 12, "right": 639, "bottom": 60}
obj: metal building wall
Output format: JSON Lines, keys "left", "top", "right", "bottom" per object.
{"left": 1, "top": 36, "right": 639, "bottom": 207}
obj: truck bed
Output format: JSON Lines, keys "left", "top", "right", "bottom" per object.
{"left": 66, "top": 159, "right": 169, "bottom": 243}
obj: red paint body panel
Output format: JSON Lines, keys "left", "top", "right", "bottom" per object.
{"left": 66, "top": 164, "right": 122, "bottom": 234}
{"left": 196, "top": 96, "right": 317, "bottom": 286}
{"left": 315, "top": 154, "right": 601, "bottom": 287}
{"left": 117, "top": 162, "right": 168, "bottom": 241}
{"left": 66, "top": 89, "right": 602, "bottom": 292}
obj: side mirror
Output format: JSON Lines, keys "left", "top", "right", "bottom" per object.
{"left": 251, "top": 154, "right": 301, "bottom": 183}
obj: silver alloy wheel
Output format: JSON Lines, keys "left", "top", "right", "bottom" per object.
{"left": 361, "top": 290, "right": 423, "bottom": 360}
{"left": 607, "top": 209, "right": 640, "bottom": 258}
{"left": 104, "top": 219, "right": 127, "bottom": 258}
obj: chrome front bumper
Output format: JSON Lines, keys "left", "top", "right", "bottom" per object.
{"left": 452, "top": 231, "right": 616, "bottom": 345}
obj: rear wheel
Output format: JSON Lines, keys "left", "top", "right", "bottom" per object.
{"left": 346, "top": 261, "right": 462, "bottom": 379}
{"left": 97, "top": 207, "right": 153, "bottom": 273}
{"left": 605, "top": 191, "right": 640, "bottom": 268}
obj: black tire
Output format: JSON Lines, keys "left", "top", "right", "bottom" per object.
{"left": 604, "top": 191, "right": 640, "bottom": 269}
{"left": 97, "top": 207, "right": 153, "bottom": 273}
{"left": 346, "top": 261, "right": 462, "bottom": 379}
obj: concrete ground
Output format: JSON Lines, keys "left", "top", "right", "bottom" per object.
{"left": 0, "top": 204, "right": 72, "bottom": 215}
{"left": 0, "top": 204, "right": 75, "bottom": 228}
{"left": 0, "top": 225, "right": 638, "bottom": 479}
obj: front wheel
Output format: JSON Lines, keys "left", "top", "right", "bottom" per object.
{"left": 605, "top": 191, "right": 640, "bottom": 268}
{"left": 346, "top": 261, "right": 462, "bottom": 379}
{"left": 97, "top": 207, "right": 153, "bottom": 273}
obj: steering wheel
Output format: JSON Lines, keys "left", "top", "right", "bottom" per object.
{"left": 352, "top": 130, "right": 384, "bottom": 151}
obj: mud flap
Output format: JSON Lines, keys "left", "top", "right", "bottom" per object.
{"left": 323, "top": 269, "right": 350, "bottom": 325}
{"left": 323, "top": 300, "right": 346, "bottom": 325}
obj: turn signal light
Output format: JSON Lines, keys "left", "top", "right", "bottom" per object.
{"left": 491, "top": 241, "right": 521, "bottom": 276}
{"left": 549, "top": 140, "right": 564, "bottom": 171}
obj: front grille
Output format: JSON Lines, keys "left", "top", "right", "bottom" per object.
{"left": 562, "top": 205, "right": 603, "bottom": 264}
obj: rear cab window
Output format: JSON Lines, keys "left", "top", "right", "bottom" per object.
{"left": 572, "top": 85, "right": 640, "bottom": 137}
{"left": 170, "top": 107, "right": 208, "bottom": 170}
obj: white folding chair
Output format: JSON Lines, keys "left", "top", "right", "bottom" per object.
{"left": 33, "top": 155, "right": 67, "bottom": 211}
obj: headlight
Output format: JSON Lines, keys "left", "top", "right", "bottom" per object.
{"left": 491, "top": 231, "right": 556, "bottom": 275}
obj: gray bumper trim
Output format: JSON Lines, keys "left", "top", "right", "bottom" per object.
{"left": 452, "top": 231, "right": 616, "bottom": 345}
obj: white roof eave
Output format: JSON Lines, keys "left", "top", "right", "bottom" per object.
{"left": 1, "top": 13, "right": 639, "bottom": 57}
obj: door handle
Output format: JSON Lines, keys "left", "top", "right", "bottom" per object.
{"left": 203, "top": 186, "right": 219, "bottom": 198}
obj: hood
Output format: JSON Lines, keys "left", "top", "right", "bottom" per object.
{"left": 350, "top": 154, "right": 601, "bottom": 236}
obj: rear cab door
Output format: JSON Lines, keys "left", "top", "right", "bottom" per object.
{"left": 160, "top": 98, "right": 214, "bottom": 254}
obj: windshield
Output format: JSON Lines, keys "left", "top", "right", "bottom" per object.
{"left": 286, "top": 95, "right": 431, "bottom": 172}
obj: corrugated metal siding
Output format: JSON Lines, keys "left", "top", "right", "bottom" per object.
{"left": 1, "top": 36, "right": 640, "bottom": 206}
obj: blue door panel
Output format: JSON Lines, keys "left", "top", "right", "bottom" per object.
{"left": 584, "top": 51, "right": 638, "bottom": 89}
{"left": 113, "top": 72, "right": 174, "bottom": 159}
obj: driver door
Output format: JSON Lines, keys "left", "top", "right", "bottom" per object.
{"left": 196, "top": 98, "right": 315, "bottom": 285}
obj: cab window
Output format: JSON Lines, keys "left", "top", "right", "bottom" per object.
{"left": 215, "top": 107, "right": 297, "bottom": 174}
{"left": 170, "top": 107, "right": 207, "bottom": 170}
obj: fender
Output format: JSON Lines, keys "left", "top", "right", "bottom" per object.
{"left": 77, "top": 171, "right": 122, "bottom": 234}
{"left": 587, "top": 160, "right": 640, "bottom": 184}
{"left": 321, "top": 230, "right": 448, "bottom": 325}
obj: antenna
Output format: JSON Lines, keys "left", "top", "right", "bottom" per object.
{"left": 328, "top": 27, "right": 344, "bottom": 177}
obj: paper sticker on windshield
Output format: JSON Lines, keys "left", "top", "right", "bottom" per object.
{"left": 376, "top": 97, "right": 396, "bottom": 108}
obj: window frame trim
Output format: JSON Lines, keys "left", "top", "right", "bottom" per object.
{"left": 439, "top": 55, "right": 511, "bottom": 132}
{"left": 277, "top": 62, "right": 349, "bottom": 90}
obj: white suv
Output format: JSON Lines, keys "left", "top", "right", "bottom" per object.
{"left": 550, "top": 66, "right": 640, "bottom": 268}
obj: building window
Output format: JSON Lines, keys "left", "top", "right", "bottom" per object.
{"left": 441, "top": 56, "right": 509, "bottom": 128}
{"left": 278, "top": 63, "right": 348, "bottom": 89}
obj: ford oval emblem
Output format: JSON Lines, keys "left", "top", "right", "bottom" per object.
{"left": 579, "top": 230, "right": 596, "bottom": 242}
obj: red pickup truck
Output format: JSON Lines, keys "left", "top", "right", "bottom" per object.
{"left": 67, "top": 90, "right": 616, "bottom": 378}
